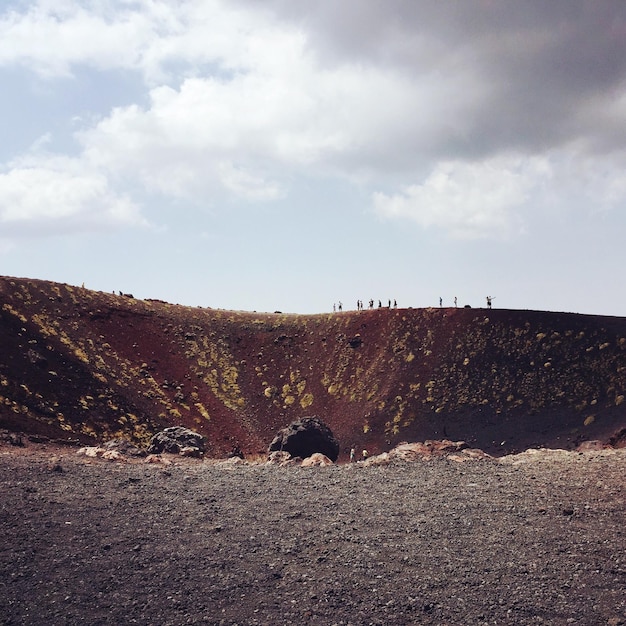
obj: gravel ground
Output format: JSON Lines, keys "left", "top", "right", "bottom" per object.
{"left": 0, "top": 446, "right": 625, "bottom": 626}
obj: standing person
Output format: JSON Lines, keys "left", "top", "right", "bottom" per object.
{"left": 393, "top": 299, "right": 397, "bottom": 309}
{"left": 454, "top": 296, "right": 457, "bottom": 308}
{"left": 378, "top": 300, "right": 382, "bottom": 308}
{"left": 439, "top": 297, "right": 443, "bottom": 307}
{"left": 388, "top": 299, "right": 391, "bottom": 308}
{"left": 333, "top": 303, "right": 336, "bottom": 312}
{"left": 350, "top": 447, "right": 355, "bottom": 463}
{"left": 486, "top": 296, "right": 492, "bottom": 309}
{"left": 338, "top": 301, "right": 343, "bottom": 312}
{"left": 362, "top": 449, "right": 369, "bottom": 461}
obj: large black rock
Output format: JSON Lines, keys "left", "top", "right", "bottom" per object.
{"left": 268, "top": 416, "right": 339, "bottom": 462}
{"left": 147, "top": 426, "right": 205, "bottom": 455}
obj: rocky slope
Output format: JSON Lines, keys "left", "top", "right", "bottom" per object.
{"left": 1, "top": 276, "right": 625, "bottom": 458}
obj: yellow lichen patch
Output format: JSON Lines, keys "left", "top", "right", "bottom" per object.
{"left": 264, "top": 386, "right": 277, "bottom": 398}
{"left": 191, "top": 336, "right": 246, "bottom": 411}
{"left": 616, "top": 395, "right": 624, "bottom": 406}
{"left": 30, "top": 313, "right": 58, "bottom": 337}
{"left": 284, "top": 395, "right": 296, "bottom": 406}
{"left": 194, "top": 402, "right": 211, "bottom": 420}
{"left": 405, "top": 352, "right": 415, "bottom": 363}
{"left": 363, "top": 421, "right": 370, "bottom": 434}
{"left": 57, "top": 332, "right": 89, "bottom": 364}
{"left": 583, "top": 415, "right": 595, "bottom": 426}
{"left": 365, "top": 385, "right": 379, "bottom": 401}
{"left": 300, "top": 393, "right": 314, "bottom": 409}
{"left": 57, "top": 413, "right": 73, "bottom": 432}
{"left": 2, "top": 304, "right": 27, "bottom": 324}
{"left": 80, "top": 425, "right": 98, "bottom": 438}
{"left": 328, "top": 384, "right": 339, "bottom": 396}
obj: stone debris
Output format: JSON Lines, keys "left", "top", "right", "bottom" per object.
{"left": 101, "top": 438, "right": 145, "bottom": 457}
{"left": 360, "top": 440, "right": 491, "bottom": 465}
{"left": 576, "top": 440, "right": 604, "bottom": 451}
{"left": 267, "top": 451, "right": 300, "bottom": 466}
{"left": 144, "top": 454, "right": 172, "bottom": 465}
{"left": 46, "top": 456, "right": 63, "bottom": 472}
{"left": 147, "top": 426, "right": 205, "bottom": 456}
{"left": 301, "top": 453, "right": 334, "bottom": 467}
{"left": 76, "top": 446, "right": 125, "bottom": 461}
{"left": 179, "top": 446, "right": 204, "bottom": 458}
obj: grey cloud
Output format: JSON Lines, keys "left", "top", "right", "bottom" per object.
{"left": 234, "top": 1, "right": 626, "bottom": 159}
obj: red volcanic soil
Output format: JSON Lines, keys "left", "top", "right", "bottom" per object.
{"left": 1, "top": 276, "right": 625, "bottom": 457}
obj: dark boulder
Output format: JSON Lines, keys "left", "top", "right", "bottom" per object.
{"left": 268, "top": 416, "right": 339, "bottom": 462}
{"left": 147, "top": 426, "right": 206, "bottom": 455}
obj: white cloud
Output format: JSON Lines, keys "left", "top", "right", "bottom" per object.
{"left": 2, "top": 0, "right": 626, "bottom": 243}
{"left": 373, "top": 157, "right": 551, "bottom": 239}
{"left": 73, "top": 47, "right": 452, "bottom": 201}
{"left": 0, "top": 0, "right": 298, "bottom": 84}
{"left": 0, "top": 153, "right": 146, "bottom": 236}
{"left": 0, "top": 1, "right": 151, "bottom": 78}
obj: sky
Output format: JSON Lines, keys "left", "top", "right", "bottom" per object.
{"left": 1, "top": 1, "right": 626, "bottom": 316}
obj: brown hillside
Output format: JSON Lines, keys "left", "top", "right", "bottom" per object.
{"left": 1, "top": 276, "right": 625, "bottom": 458}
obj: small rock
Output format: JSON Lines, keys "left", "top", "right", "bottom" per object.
{"left": 47, "top": 457, "right": 63, "bottom": 472}
{"left": 301, "top": 453, "right": 334, "bottom": 467}
{"left": 267, "top": 451, "right": 293, "bottom": 466}
{"left": 576, "top": 440, "right": 604, "bottom": 452}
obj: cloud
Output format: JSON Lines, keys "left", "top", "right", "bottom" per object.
{"left": 233, "top": 1, "right": 626, "bottom": 156}
{"left": 0, "top": 152, "right": 146, "bottom": 236}
{"left": 0, "top": 0, "right": 299, "bottom": 85}
{"left": 373, "top": 157, "right": 550, "bottom": 239}
{"left": 2, "top": 1, "right": 626, "bottom": 241}
{"left": 0, "top": 1, "right": 151, "bottom": 78}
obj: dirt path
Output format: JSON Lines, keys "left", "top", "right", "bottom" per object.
{"left": 1, "top": 444, "right": 625, "bottom": 625}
